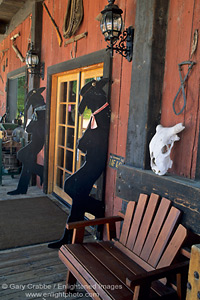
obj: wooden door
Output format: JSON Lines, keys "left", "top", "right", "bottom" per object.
{"left": 49, "top": 64, "right": 103, "bottom": 205}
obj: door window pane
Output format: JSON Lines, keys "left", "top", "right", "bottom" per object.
{"left": 57, "top": 147, "right": 64, "bottom": 168}
{"left": 68, "top": 81, "right": 77, "bottom": 103}
{"left": 65, "top": 150, "right": 73, "bottom": 172}
{"left": 56, "top": 168, "right": 63, "bottom": 188}
{"left": 67, "top": 104, "right": 76, "bottom": 126}
{"left": 58, "top": 126, "right": 65, "bottom": 146}
{"left": 59, "top": 104, "right": 66, "bottom": 124}
{"left": 66, "top": 127, "right": 74, "bottom": 149}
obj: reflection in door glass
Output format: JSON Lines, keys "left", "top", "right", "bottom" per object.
{"left": 67, "top": 104, "right": 76, "bottom": 126}
{"left": 68, "top": 81, "right": 77, "bottom": 103}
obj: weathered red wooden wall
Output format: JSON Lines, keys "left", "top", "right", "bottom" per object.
{"left": 40, "top": 0, "right": 136, "bottom": 217}
{"left": 161, "top": 0, "right": 200, "bottom": 179}
{"left": 0, "top": 16, "right": 31, "bottom": 116}
{"left": 0, "top": 0, "right": 136, "bottom": 219}
{"left": 2, "top": 0, "right": 199, "bottom": 221}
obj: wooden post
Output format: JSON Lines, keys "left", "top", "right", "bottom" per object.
{"left": 125, "top": 0, "right": 169, "bottom": 169}
{"left": 28, "top": 1, "right": 43, "bottom": 186}
{"left": 186, "top": 244, "right": 200, "bottom": 300}
{"left": 0, "top": 131, "right": 3, "bottom": 185}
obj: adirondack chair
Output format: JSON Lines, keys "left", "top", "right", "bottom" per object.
{"left": 59, "top": 193, "right": 193, "bottom": 300}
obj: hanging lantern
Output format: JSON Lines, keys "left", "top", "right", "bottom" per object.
{"left": 25, "top": 43, "right": 44, "bottom": 79}
{"left": 100, "top": 0, "right": 134, "bottom": 62}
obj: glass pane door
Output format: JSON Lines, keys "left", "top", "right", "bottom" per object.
{"left": 51, "top": 64, "right": 104, "bottom": 205}
{"left": 53, "top": 73, "right": 79, "bottom": 202}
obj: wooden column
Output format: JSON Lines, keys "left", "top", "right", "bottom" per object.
{"left": 125, "top": 0, "right": 169, "bottom": 169}
{"left": 28, "top": 1, "right": 43, "bottom": 92}
{"left": 28, "top": 1, "right": 43, "bottom": 185}
{"left": 186, "top": 244, "right": 200, "bottom": 300}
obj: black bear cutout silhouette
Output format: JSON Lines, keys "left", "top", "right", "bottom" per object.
{"left": 48, "top": 78, "right": 111, "bottom": 248}
{"left": 7, "top": 87, "right": 46, "bottom": 195}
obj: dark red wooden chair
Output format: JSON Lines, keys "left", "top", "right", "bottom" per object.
{"left": 59, "top": 193, "right": 195, "bottom": 300}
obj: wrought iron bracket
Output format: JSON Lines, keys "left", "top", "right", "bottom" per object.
{"left": 106, "top": 26, "right": 134, "bottom": 62}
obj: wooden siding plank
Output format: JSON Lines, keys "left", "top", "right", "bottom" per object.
{"left": 160, "top": 0, "right": 196, "bottom": 178}
{"left": 133, "top": 193, "right": 160, "bottom": 256}
{"left": 126, "top": 194, "right": 148, "bottom": 250}
{"left": 119, "top": 201, "right": 136, "bottom": 245}
{"left": 148, "top": 206, "right": 181, "bottom": 268}
{"left": 139, "top": 197, "right": 171, "bottom": 261}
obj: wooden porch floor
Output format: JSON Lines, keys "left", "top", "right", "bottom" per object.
{"left": 0, "top": 175, "right": 93, "bottom": 300}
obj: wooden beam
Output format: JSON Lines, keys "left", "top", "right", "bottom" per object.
{"left": 116, "top": 165, "right": 200, "bottom": 234}
{"left": 0, "top": 22, "right": 8, "bottom": 34}
{"left": 28, "top": 0, "right": 43, "bottom": 93}
{"left": 0, "top": 1, "right": 42, "bottom": 43}
{"left": 126, "top": 0, "right": 169, "bottom": 169}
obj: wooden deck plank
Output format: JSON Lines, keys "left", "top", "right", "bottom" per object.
{"left": 0, "top": 243, "right": 92, "bottom": 300}
{"left": 0, "top": 243, "right": 52, "bottom": 260}
{"left": 0, "top": 250, "right": 58, "bottom": 269}
{"left": 0, "top": 256, "right": 64, "bottom": 279}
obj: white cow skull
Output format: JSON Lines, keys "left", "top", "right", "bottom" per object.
{"left": 149, "top": 123, "right": 185, "bottom": 175}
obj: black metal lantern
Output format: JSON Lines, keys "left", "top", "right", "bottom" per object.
{"left": 100, "top": 0, "right": 134, "bottom": 62}
{"left": 25, "top": 43, "right": 44, "bottom": 79}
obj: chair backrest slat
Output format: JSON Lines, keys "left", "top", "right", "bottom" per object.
{"left": 147, "top": 206, "right": 181, "bottom": 268}
{"left": 119, "top": 201, "right": 136, "bottom": 245}
{"left": 126, "top": 194, "right": 148, "bottom": 250}
{"left": 140, "top": 197, "right": 171, "bottom": 261}
{"left": 133, "top": 193, "right": 160, "bottom": 256}
{"left": 118, "top": 193, "right": 187, "bottom": 272}
{"left": 157, "top": 224, "right": 187, "bottom": 269}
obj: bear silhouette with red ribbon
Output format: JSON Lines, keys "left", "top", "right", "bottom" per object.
{"left": 48, "top": 78, "right": 110, "bottom": 248}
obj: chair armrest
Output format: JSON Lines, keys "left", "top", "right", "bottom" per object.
{"left": 66, "top": 216, "right": 123, "bottom": 230}
{"left": 126, "top": 261, "right": 189, "bottom": 289}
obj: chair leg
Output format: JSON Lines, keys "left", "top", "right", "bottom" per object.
{"left": 133, "top": 284, "right": 151, "bottom": 300}
{"left": 65, "top": 270, "right": 77, "bottom": 292}
{"left": 176, "top": 271, "right": 188, "bottom": 300}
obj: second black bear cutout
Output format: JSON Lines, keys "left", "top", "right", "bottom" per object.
{"left": 64, "top": 78, "right": 111, "bottom": 223}
{"left": 7, "top": 87, "right": 46, "bottom": 195}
